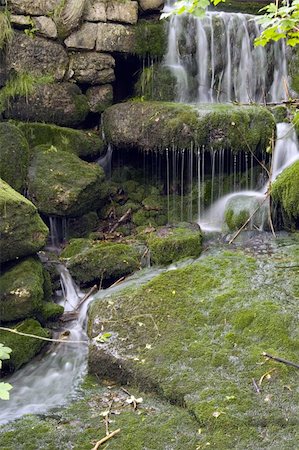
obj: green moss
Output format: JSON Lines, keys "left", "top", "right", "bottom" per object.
{"left": 60, "top": 238, "right": 141, "bottom": 286}
{"left": 38, "top": 302, "right": 64, "bottom": 322}
{"left": 68, "top": 212, "right": 99, "bottom": 239}
{"left": 145, "top": 223, "right": 203, "bottom": 265}
{"left": 14, "top": 122, "right": 105, "bottom": 160}
{"left": 88, "top": 244, "right": 299, "bottom": 445}
{"left": 225, "top": 208, "right": 249, "bottom": 231}
{"left": 134, "top": 21, "right": 167, "bottom": 59}
{"left": 0, "top": 9, "right": 13, "bottom": 50}
{"left": 0, "top": 179, "right": 48, "bottom": 264}
{"left": 289, "top": 47, "right": 299, "bottom": 94}
{"left": 135, "top": 65, "right": 177, "bottom": 101}
{"left": 271, "top": 160, "right": 299, "bottom": 226}
{"left": 0, "top": 257, "right": 45, "bottom": 323}
{"left": 0, "top": 319, "right": 49, "bottom": 372}
{"left": 0, "top": 122, "right": 29, "bottom": 192}
{"left": 28, "top": 145, "right": 106, "bottom": 217}
{"left": 219, "top": 0, "right": 269, "bottom": 15}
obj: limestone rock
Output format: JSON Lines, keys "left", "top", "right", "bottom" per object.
{"left": 138, "top": 0, "right": 164, "bottom": 11}
{"left": 84, "top": 0, "right": 107, "bottom": 22}
{"left": 86, "top": 84, "right": 113, "bottom": 113}
{"left": 8, "top": 0, "right": 61, "bottom": 16}
{"left": 0, "top": 257, "right": 46, "bottom": 323}
{"left": 107, "top": 1, "right": 138, "bottom": 25}
{"left": 69, "top": 52, "right": 115, "bottom": 85}
{"left": 6, "top": 31, "right": 68, "bottom": 81}
{"left": 0, "top": 122, "right": 29, "bottom": 193}
{"left": 0, "top": 179, "right": 48, "bottom": 264}
{"left": 4, "top": 83, "right": 89, "bottom": 127}
{"left": 64, "top": 22, "right": 97, "bottom": 50}
{"left": 10, "top": 14, "right": 32, "bottom": 27}
{"left": 55, "top": 0, "right": 87, "bottom": 37}
{"left": 96, "top": 23, "right": 135, "bottom": 53}
{"left": 28, "top": 145, "right": 106, "bottom": 217}
{"left": 103, "top": 101, "right": 276, "bottom": 152}
{"left": 33, "top": 16, "right": 58, "bottom": 39}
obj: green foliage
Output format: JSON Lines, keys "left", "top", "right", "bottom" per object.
{"left": 0, "top": 8, "right": 13, "bottom": 50}
{"left": 0, "top": 72, "right": 54, "bottom": 114}
{"left": 255, "top": 0, "right": 299, "bottom": 47}
{"left": 0, "top": 343, "right": 12, "bottom": 400}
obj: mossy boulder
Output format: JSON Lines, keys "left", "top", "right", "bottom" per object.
{"left": 103, "top": 101, "right": 276, "bottom": 152}
{"left": 134, "top": 20, "right": 167, "bottom": 58}
{"left": 289, "top": 46, "right": 299, "bottom": 95}
{"left": 0, "top": 179, "right": 48, "bottom": 264}
{"left": 0, "top": 257, "right": 47, "bottom": 323}
{"left": 0, "top": 122, "right": 29, "bottom": 192}
{"left": 88, "top": 242, "right": 299, "bottom": 447}
{"left": 28, "top": 145, "right": 106, "bottom": 217}
{"left": 271, "top": 160, "right": 299, "bottom": 227}
{"left": 142, "top": 223, "right": 203, "bottom": 265}
{"left": 60, "top": 238, "right": 141, "bottom": 286}
{"left": 224, "top": 194, "right": 268, "bottom": 231}
{"left": 0, "top": 319, "right": 49, "bottom": 373}
{"left": 68, "top": 212, "right": 99, "bottom": 239}
{"left": 14, "top": 122, "right": 105, "bottom": 160}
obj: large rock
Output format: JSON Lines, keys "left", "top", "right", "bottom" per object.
{"left": 68, "top": 52, "right": 115, "bottom": 85}
{"left": 272, "top": 160, "right": 299, "bottom": 227}
{"left": 64, "top": 22, "right": 97, "bottom": 50}
{"left": 106, "top": 1, "right": 138, "bottom": 24}
{"left": 138, "top": 0, "right": 164, "bottom": 11}
{"left": 88, "top": 245, "right": 299, "bottom": 447}
{"left": 86, "top": 84, "right": 113, "bottom": 113}
{"left": 28, "top": 145, "right": 106, "bottom": 216}
{"left": 0, "top": 257, "right": 46, "bottom": 323}
{"left": 96, "top": 23, "right": 136, "bottom": 53}
{"left": 0, "top": 179, "right": 48, "bottom": 264}
{"left": 33, "top": 16, "right": 58, "bottom": 39}
{"left": 224, "top": 193, "right": 269, "bottom": 231}
{"left": 84, "top": 0, "right": 107, "bottom": 22}
{"left": 4, "top": 83, "right": 89, "bottom": 127}
{"left": 15, "top": 122, "right": 105, "bottom": 160}
{"left": 6, "top": 32, "right": 68, "bottom": 81}
{"left": 7, "top": 0, "right": 61, "bottom": 16}
{"left": 0, "top": 122, "right": 29, "bottom": 193}
{"left": 60, "top": 238, "right": 141, "bottom": 286}
{"left": 0, "top": 319, "right": 49, "bottom": 373}
{"left": 103, "top": 101, "right": 276, "bottom": 152}
{"left": 55, "top": 0, "right": 87, "bottom": 37}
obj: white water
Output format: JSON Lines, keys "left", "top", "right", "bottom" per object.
{"left": 199, "top": 123, "right": 299, "bottom": 231}
{"left": 164, "top": 6, "right": 289, "bottom": 103}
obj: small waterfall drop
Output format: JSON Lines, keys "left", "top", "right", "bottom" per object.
{"left": 164, "top": 6, "right": 289, "bottom": 103}
{"left": 199, "top": 123, "right": 299, "bottom": 231}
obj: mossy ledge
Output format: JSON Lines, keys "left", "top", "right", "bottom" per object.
{"left": 103, "top": 101, "right": 276, "bottom": 152}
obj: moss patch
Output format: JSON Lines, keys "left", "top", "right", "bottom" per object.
{"left": 134, "top": 20, "right": 167, "bottom": 59}
{"left": 103, "top": 101, "right": 275, "bottom": 152}
{"left": 0, "top": 122, "right": 29, "bottom": 192}
{"left": 28, "top": 145, "right": 106, "bottom": 217}
{"left": 14, "top": 122, "right": 105, "bottom": 160}
{"left": 272, "top": 160, "right": 299, "bottom": 227}
{"left": 0, "top": 179, "right": 48, "bottom": 264}
{"left": 60, "top": 238, "right": 141, "bottom": 286}
{"left": 0, "top": 319, "right": 49, "bottom": 373}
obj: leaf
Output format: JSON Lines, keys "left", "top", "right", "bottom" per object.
{"left": 0, "top": 382, "right": 12, "bottom": 400}
{"left": 94, "top": 332, "right": 112, "bottom": 343}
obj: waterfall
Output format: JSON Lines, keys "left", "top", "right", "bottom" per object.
{"left": 164, "top": 8, "right": 289, "bottom": 103}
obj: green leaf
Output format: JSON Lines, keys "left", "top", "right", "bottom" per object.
{"left": 0, "top": 382, "right": 13, "bottom": 400}
{"left": 95, "top": 332, "right": 112, "bottom": 343}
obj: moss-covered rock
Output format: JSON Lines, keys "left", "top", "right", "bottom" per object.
{"left": 68, "top": 212, "right": 99, "bottom": 239}
{"left": 60, "top": 238, "right": 141, "bottom": 286}
{"left": 220, "top": 0, "right": 269, "bottom": 15}
{"left": 134, "top": 20, "right": 167, "bottom": 58}
{"left": 224, "top": 194, "right": 268, "bottom": 231}
{"left": 271, "top": 160, "right": 299, "bottom": 227}
{"left": 38, "top": 302, "right": 64, "bottom": 322}
{"left": 28, "top": 145, "right": 106, "bottom": 217}
{"left": 0, "top": 179, "right": 48, "bottom": 264}
{"left": 103, "top": 101, "right": 276, "bottom": 152}
{"left": 135, "top": 64, "right": 177, "bottom": 101}
{"left": 142, "top": 223, "right": 203, "bottom": 265}
{"left": 0, "top": 319, "right": 49, "bottom": 373}
{"left": 14, "top": 122, "right": 105, "bottom": 160}
{"left": 0, "top": 257, "right": 47, "bottom": 323}
{"left": 88, "top": 241, "right": 299, "bottom": 447}
{"left": 0, "top": 122, "right": 29, "bottom": 192}
{"left": 289, "top": 46, "right": 299, "bottom": 95}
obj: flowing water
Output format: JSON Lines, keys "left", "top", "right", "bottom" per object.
{"left": 164, "top": 4, "right": 289, "bottom": 103}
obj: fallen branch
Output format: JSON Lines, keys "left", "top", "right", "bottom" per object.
{"left": 262, "top": 352, "right": 299, "bottom": 370}
{"left": 91, "top": 429, "right": 121, "bottom": 450}
{"left": 109, "top": 277, "right": 125, "bottom": 289}
{"left": 252, "top": 378, "right": 261, "bottom": 394}
{"left": 0, "top": 326, "right": 86, "bottom": 344}
{"left": 75, "top": 284, "right": 98, "bottom": 311}
{"left": 108, "top": 208, "right": 132, "bottom": 234}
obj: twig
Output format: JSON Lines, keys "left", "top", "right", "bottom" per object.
{"left": 0, "top": 326, "right": 86, "bottom": 344}
{"left": 109, "top": 277, "right": 125, "bottom": 289}
{"left": 108, "top": 208, "right": 132, "bottom": 234}
{"left": 262, "top": 352, "right": 299, "bottom": 370}
{"left": 229, "top": 193, "right": 269, "bottom": 244}
{"left": 75, "top": 284, "right": 98, "bottom": 311}
{"left": 104, "top": 399, "right": 114, "bottom": 436}
{"left": 252, "top": 378, "right": 261, "bottom": 394}
{"left": 91, "top": 429, "right": 121, "bottom": 450}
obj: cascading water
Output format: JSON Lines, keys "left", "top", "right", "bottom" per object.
{"left": 164, "top": 4, "right": 289, "bottom": 103}
{"left": 199, "top": 123, "right": 299, "bottom": 231}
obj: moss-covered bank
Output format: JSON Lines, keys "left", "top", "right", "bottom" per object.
{"left": 272, "top": 160, "right": 299, "bottom": 227}
{"left": 103, "top": 101, "right": 275, "bottom": 152}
